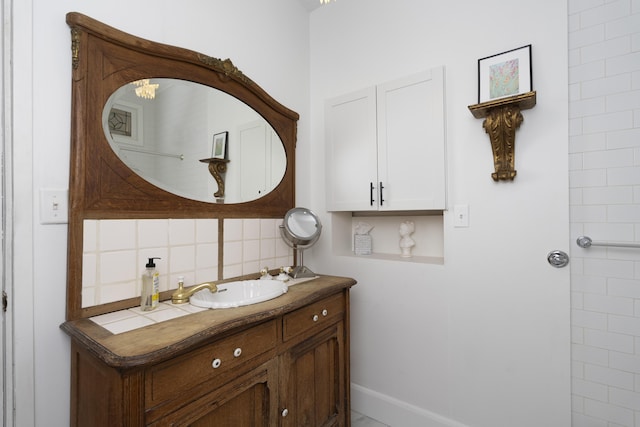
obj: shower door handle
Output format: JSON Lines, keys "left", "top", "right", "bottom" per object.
{"left": 547, "top": 250, "right": 569, "bottom": 268}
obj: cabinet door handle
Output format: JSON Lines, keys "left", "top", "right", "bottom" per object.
{"left": 322, "top": 309, "right": 328, "bottom": 317}
{"left": 369, "top": 182, "right": 375, "bottom": 206}
{"left": 211, "top": 358, "right": 222, "bottom": 369}
{"left": 312, "top": 314, "right": 319, "bottom": 322}
{"left": 379, "top": 182, "right": 385, "bottom": 206}
{"left": 281, "top": 408, "right": 289, "bottom": 417}
{"left": 233, "top": 347, "right": 242, "bottom": 358}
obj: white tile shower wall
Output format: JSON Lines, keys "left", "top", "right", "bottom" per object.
{"left": 569, "top": 0, "right": 640, "bottom": 426}
{"left": 222, "top": 218, "right": 294, "bottom": 279}
{"left": 83, "top": 218, "right": 218, "bottom": 306}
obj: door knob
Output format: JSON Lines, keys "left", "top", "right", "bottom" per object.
{"left": 547, "top": 250, "right": 569, "bottom": 268}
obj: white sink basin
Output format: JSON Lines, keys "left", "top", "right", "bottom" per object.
{"left": 189, "top": 279, "right": 288, "bottom": 309}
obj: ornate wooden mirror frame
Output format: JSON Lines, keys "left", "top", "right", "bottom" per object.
{"left": 65, "top": 12, "right": 298, "bottom": 320}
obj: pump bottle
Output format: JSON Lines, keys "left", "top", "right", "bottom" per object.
{"left": 141, "top": 257, "right": 160, "bottom": 311}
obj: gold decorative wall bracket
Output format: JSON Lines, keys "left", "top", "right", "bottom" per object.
{"left": 468, "top": 91, "right": 536, "bottom": 181}
{"left": 200, "top": 158, "right": 230, "bottom": 200}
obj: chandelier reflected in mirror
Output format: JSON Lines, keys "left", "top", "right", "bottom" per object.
{"left": 130, "top": 79, "right": 159, "bottom": 99}
{"left": 320, "top": 0, "right": 335, "bottom": 4}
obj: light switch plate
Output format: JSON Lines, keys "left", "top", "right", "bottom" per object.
{"left": 40, "top": 189, "right": 69, "bottom": 224}
{"left": 453, "top": 204, "right": 469, "bottom": 227}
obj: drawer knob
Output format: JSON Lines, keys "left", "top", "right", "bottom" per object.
{"left": 281, "top": 408, "right": 289, "bottom": 417}
{"left": 322, "top": 309, "right": 328, "bottom": 316}
{"left": 312, "top": 314, "right": 319, "bottom": 322}
{"left": 233, "top": 347, "right": 242, "bottom": 358}
{"left": 211, "top": 358, "right": 222, "bottom": 369}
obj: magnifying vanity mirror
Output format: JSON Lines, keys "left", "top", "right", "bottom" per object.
{"left": 65, "top": 13, "right": 298, "bottom": 320}
{"left": 280, "top": 208, "right": 322, "bottom": 278}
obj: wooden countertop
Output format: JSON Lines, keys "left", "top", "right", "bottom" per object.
{"left": 60, "top": 275, "right": 356, "bottom": 369}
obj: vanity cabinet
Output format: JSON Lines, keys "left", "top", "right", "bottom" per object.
{"left": 62, "top": 276, "right": 354, "bottom": 427}
{"left": 325, "top": 67, "right": 446, "bottom": 212}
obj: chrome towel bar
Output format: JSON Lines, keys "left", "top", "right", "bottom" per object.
{"left": 576, "top": 236, "right": 640, "bottom": 249}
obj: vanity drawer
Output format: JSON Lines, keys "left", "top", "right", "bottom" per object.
{"left": 282, "top": 292, "right": 345, "bottom": 342}
{"left": 145, "top": 319, "right": 277, "bottom": 408}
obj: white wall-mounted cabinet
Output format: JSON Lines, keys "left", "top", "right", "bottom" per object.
{"left": 325, "top": 67, "right": 446, "bottom": 212}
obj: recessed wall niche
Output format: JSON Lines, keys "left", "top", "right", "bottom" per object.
{"left": 331, "top": 212, "right": 444, "bottom": 264}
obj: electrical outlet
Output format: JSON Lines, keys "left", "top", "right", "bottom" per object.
{"left": 40, "top": 189, "right": 69, "bottom": 224}
{"left": 453, "top": 204, "right": 469, "bottom": 227}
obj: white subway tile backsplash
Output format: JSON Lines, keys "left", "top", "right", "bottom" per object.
{"left": 100, "top": 220, "right": 136, "bottom": 251}
{"left": 608, "top": 314, "right": 640, "bottom": 336}
{"left": 584, "top": 398, "right": 635, "bottom": 426}
{"left": 610, "top": 351, "right": 640, "bottom": 374}
{"left": 584, "top": 148, "right": 635, "bottom": 168}
{"left": 169, "top": 219, "right": 195, "bottom": 246}
{"left": 223, "top": 240, "right": 243, "bottom": 265}
{"left": 570, "top": 24, "right": 606, "bottom": 49}
{"left": 261, "top": 218, "right": 277, "bottom": 239}
{"left": 100, "top": 250, "right": 137, "bottom": 284}
{"left": 585, "top": 363, "right": 636, "bottom": 390}
{"left": 608, "top": 166, "right": 640, "bottom": 185}
{"left": 195, "top": 219, "right": 218, "bottom": 243}
{"left": 607, "top": 90, "right": 640, "bottom": 113}
{"left": 582, "top": 36, "right": 631, "bottom": 64}
{"left": 583, "top": 186, "right": 633, "bottom": 204}
{"left": 195, "top": 243, "right": 217, "bottom": 269}
{"left": 169, "top": 245, "right": 196, "bottom": 273}
{"left": 570, "top": 4, "right": 640, "bottom": 424}
{"left": 570, "top": 169, "right": 608, "bottom": 188}
{"left": 584, "top": 293, "right": 634, "bottom": 315}
{"left": 608, "top": 278, "right": 640, "bottom": 298}
{"left": 573, "top": 308, "right": 608, "bottom": 329}
{"left": 606, "top": 128, "right": 640, "bottom": 149}
{"left": 572, "top": 377, "right": 609, "bottom": 401}
{"left": 572, "top": 275, "right": 608, "bottom": 294}
{"left": 584, "top": 258, "right": 635, "bottom": 279}
{"left": 582, "top": 74, "right": 631, "bottom": 98}
{"left": 606, "top": 51, "right": 640, "bottom": 76}
{"left": 571, "top": 204, "right": 608, "bottom": 222}
{"left": 569, "top": 60, "right": 606, "bottom": 84}
{"left": 580, "top": 0, "right": 631, "bottom": 28}
{"left": 606, "top": 12, "right": 640, "bottom": 39}
{"left": 224, "top": 219, "right": 243, "bottom": 241}
{"left": 570, "top": 97, "right": 606, "bottom": 119}
{"left": 570, "top": 133, "right": 607, "bottom": 153}
{"left": 609, "top": 387, "right": 640, "bottom": 411}
{"left": 138, "top": 219, "right": 169, "bottom": 248}
{"left": 573, "top": 343, "right": 610, "bottom": 366}
{"left": 243, "top": 219, "right": 261, "bottom": 240}
{"left": 608, "top": 204, "right": 640, "bottom": 222}
{"left": 83, "top": 220, "right": 97, "bottom": 252}
{"left": 582, "top": 111, "right": 633, "bottom": 134}
{"left": 242, "top": 239, "right": 261, "bottom": 262}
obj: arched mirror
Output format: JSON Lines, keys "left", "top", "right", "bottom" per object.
{"left": 280, "top": 208, "right": 322, "bottom": 278}
{"left": 66, "top": 13, "right": 298, "bottom": 320}
{"left": 102, "top": 78, "right": 286, "bottom": 204}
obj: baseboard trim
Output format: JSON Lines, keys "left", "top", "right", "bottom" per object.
{"left": 351, "top": 383, "right": 470, "bottom": 427}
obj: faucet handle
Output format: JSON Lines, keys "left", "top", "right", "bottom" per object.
{"left": 260, "top": 267, "right": 273, "bottom": 280}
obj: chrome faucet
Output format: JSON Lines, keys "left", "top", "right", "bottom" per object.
{"left": 171, "top": 280, "right": 217, "bottom": 304}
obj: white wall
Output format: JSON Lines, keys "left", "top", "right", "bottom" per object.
{"left": 13, "top": 1, "right": 310, "bottom": 425}
{"left": 308, "top": 1, "right": 571, "bottom": 426}
{"left": 568, "top": 1, "right": 640, "bottom": 426}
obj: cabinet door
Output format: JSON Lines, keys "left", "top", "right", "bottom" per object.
{"left": 325, "top": 87, "right": 378, "bottom": 212}
{"left": 280, "top": 323, "right": 346, "bottom": 427}
{"left": 377, "top": 67, "right": 446, "bottom": 210}
{"left": 149, "top": 359, "right": 278, "bottom": 427}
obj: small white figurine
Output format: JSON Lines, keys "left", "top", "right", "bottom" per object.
{"left": 399, "top": 221, "right": 415, "bottom": 257}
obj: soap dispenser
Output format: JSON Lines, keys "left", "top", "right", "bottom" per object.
{"left": 141, "top": 257, "right": 160, "bottom": 311}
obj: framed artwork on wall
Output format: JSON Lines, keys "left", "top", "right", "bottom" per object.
{"left": 478, "top": 44, "right": 532, "bottom": 104}
{"left": 212, "top": 131, "right": 228, "bottom": 159}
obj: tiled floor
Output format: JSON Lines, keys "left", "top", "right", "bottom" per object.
{"left": 352, "top": 411, "right": 389, "bottom": 427}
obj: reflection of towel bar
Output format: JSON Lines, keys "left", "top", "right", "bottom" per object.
{"left": 576, "top": 235, "right": 640, "bottom": 249}
{"left": 119, "top": 146, "right": 184, "bottom": 160}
